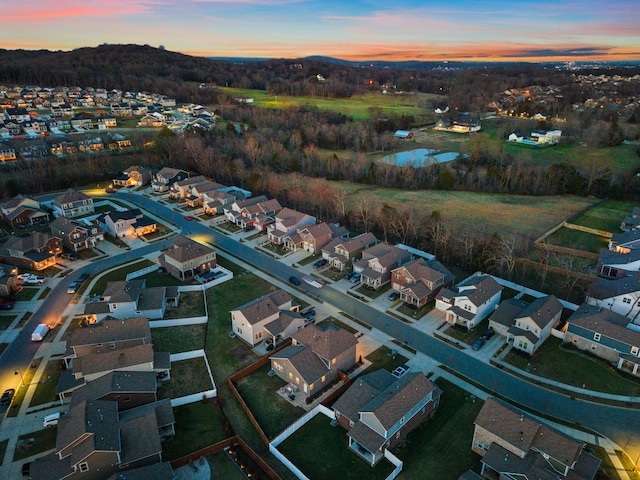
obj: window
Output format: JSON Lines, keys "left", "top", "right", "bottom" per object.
{"left": 631, "top": 346, "right": 639, "bottom": 356}
{"left": 321, "top": 375, "right": 326, "bottom": 383}
{"left": 594, "top": 333, "right": 601, "bottom": 341}
{"left": 79, "top": 463, "right": 89, "bottom": 473}
{"left": 591, "top": 344, "right": 597, "bottom": 350}
{"left": 624, "top": 298, "right": 632, "bottom": 304}
{"left": 349, "top": 421, "right": 354, "bottom": 427}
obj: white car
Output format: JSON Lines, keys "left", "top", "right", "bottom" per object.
{"left": 18, "top": 274, "right": 45, "bottom": 284}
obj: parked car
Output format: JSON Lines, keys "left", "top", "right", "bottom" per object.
{"left": 313, "top": 259, "right": 328, "bottom": 268}
{"left": 482, "top": 328, "right": 495, "bottom": 340}
{"left": 0, "top": 388, "right": 15, "bottom": 405}
{"left": 183, "top": 215, "right": 194, "bottom": 221}
{"left": 388, "top": 292, "right": 400, "bottom": 301}
{"left": 0, "top": 297, "right": 15, "bottom": 310}
{"left": 105, "top": 188, "right": 116, "bottom": 193}
{"left": 471, "top": 337, "right": 486, "bottom": 351}
{"left": 392, "top": 364, "right": 410, "bottom": 378}
{"left": 77, "top": 273, "right": 90, "bottom": 283}
{"left": 288, "top": 276, "right": 301, "bottom": 286}
{"left": 67, "top": 281, "right": 80, "bottom": 294}
{"left": 18, "top": 274, "right": 45, "bottom": 284}
{"left": 349, "top": 272, "right": 361, "bottom": 283}
{"left": 60, "top": 253, "right": 77, "bottom": 261}
{"left": 244, "top": 225, "right": 255, "bottom": 232}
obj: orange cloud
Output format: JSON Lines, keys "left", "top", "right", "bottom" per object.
{"left": 4, "top": 0, "right": 147, "bottom": 21}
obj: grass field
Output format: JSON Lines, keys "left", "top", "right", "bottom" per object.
{"left": 220, "top": 88, "right": 442, "bottom": 123}
{"left": 157, "top": 356, "right": 212, "bottom": 400}
{"left": 151, "top": 324, "right": 207, "bottom": 353}
{"left": 570, "top": 199, "right": 638, "bottom": 232}
{"left": 544, "top": 227, "right": 610, "bottom": 253}
{"left": 331, "top": 181, "right": 595, "bottom": 241}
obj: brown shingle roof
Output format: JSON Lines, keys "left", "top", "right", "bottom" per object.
{"left": 162, "top": 236, "right": 216, "bottom": 263}
{"left": 332, "top": 370, "right": 396, "bottom": 422}
{"left": 292, "top": 324, "right": 357, "bottom": 361}
{"left": 75, "top": 344, "right": 155, "bottom": 378}
{"left": 69, "top": 317, "right": 151, "bottom": 348}
{"left": 53, "top": 188, "right": 90, "bottom": 205}
{"left": 234, "top": 290, "right": 292, "bottom": 325}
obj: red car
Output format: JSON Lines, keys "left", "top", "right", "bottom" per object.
{"left": 183, "top": 215, "right": 194, "bottom": 221}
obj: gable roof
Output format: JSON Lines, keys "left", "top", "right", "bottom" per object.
{"left": 233, "top": 290, "right": 292, "bottom": 325}
{"left": 567, "top": 303, "right": 640, "bottom": 346}
{"left": 587, "top": 273, "right": 640, "bottom": 300}
{"left": 516, "top": 295, "right": 563, "bottom": 328}
{"left": 71, "top": 371, "right": 157, "bottom": 407}
{"left": 103, "top": 279, "right": 145, "bottom": 303}
{"left": 162, "top": 235, "right": 216, "bottom": 263}
{"left": 332, "top": 369, "right": 396, "bottom": 421}
{"left": 74, "top": 343, "right": 156, "bottom": 378}
{"left": 57, "top": 399, "right": 120, "bottom": 454}
{"left": 53, "top": 188, "right": 90, "bottom": 205}
{"left": 69, "top": 317, "right": 151, "bottom": 348}
{"left": 489, "top": 298, "right": 529, "bottom": 327}
{"left": 271, "top": 344, "right": 331, "bottom": 383}
{"left": 292, "top": 324, "right": 357, "bottom": 360}
{"left": 453, "top": 275, "right": 503, "bottom": 307}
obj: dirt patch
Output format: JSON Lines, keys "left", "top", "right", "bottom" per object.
{"left": 232, "top": 346, "right": 252, "bottom": 361}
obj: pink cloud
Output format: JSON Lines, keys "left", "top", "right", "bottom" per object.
{"left": 4, "top": 0, "right": 148, "bottom": 21}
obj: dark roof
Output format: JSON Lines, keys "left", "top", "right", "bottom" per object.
{"left": 106, "top": 461, "right": 175, "bottom": 480}
{"left": 162, "top": 235, "right": 216, "bottom": 263}
{"left": 69, "top": 317, "right": 151, "bottom": 348}
{"left": 233, "top": 290, "right": 292, "bottom": 325}
{"left": 53, "top": 188, "right": 90, "bottom": 205}
{"left": 489, "top": 298, "right": 529, "bottom": 327}
{"left": 516, "top": 295, "right": 563, "bottom": 329}
{"left": 567, "top": 304, "right": 640, "bottom": 346}
{"left": 71, "top": 371, "right": 157, "bottom": 406}
{"left": 332, "top": 370, "right": 396, "bottom": 422}
{"left": 293, "top": 324, "right": 357, "bottom": 361}
{"left": 56, "top": 399, "right": 120, "bottom": 454}
{"left": 587, "top": 272, "right": 640, "bottom": 300}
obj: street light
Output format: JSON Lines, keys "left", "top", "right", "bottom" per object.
{"left": 14, "top": 370, "right": 25, "bottom": 387}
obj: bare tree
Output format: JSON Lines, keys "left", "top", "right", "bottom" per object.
{"left": 354, "top": 195, "right": 376, "bottom": 232}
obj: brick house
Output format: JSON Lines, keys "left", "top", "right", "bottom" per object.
{"left": 0, "top": 232, "right": 61, "bottom": 270}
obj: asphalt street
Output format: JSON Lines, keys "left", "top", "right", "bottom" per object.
{"left": 1, "top": 189, "right": 638, "bottom": 458}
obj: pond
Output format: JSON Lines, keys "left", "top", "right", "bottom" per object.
{"left": 380, "top": 148, "right": 463, "bottom": 167}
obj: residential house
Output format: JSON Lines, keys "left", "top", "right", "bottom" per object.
{"left": 51, "top": 217, "right": 104, "bottom": 252}
{"left": 264, "top": 207, "right": 316, "bottom": 248}
{"left": 70, "top": 116, "right": 93, "bottom": 130}
{"left": 50, "top": 103, "right": 73, "bottom": 117}
{"left": 621, "top": 207, "right": 640, "bottom": 232}
{"left": 97, "top": 116, "right": 117, "bottom": 128}
{"left": 333, "top": 370, "right": 441, "bottom": 466}
{"left": 137, "top": 113, "right": 165, "bottom": 127}
{"left": 236, "top": 198, "right": 282, "bottom": 232}
{"left": 0, "top": 263, "right": 19, "bottom": 296}
{"left": 169, "top": 175, "right": 209, "bottom": 200}
{"left": 562, "top": 304, "right": 640, "bottom": 377}
{"left": 30, "top": 398, "right": 174, "bottom": 480}
{"left": 0, "top": 144, "right": 16, "bottom": 162}
{"left": 82, "top": 279, "right": 178, "bottom": 323}
{"left": 390, "top": 258, "right": 455, "bottom": 307}
{"left": 4, "top": 107, "right": 30, "bottom": 122}
{"left": 608, "top": 229, "right": 640, "bottom": 253}
{"left": 597, "top": 248, "right": 640, "bottom": 279}
{"left": 0, "top": 194, "right": 49, "bottom": 228}
{"left": 0, "top": 232, "right": 61, "bottom": 270}
{"left": 151, "top": 168, "right": 190, "bottom": 193}
{"left": 106, "top": 133, "right": 132, "bottom": 150}
{"left": 504, "top": 295, "right": 563, "bottom": 354}
{"left": 105, "top": 462, "right": 176, "bottom": 480}
{"left": 224, "top": 195, "right": 268, "bottom": 227}
{"left": 230, "top": 290, "right": 302, "bottom": 346}
{"left": 488, "top": 298, "right": 530, "bottom": 338}
{"left": 97, "top": 209, "right": 157, "bottom": 238}
{"left": 52, "top": 189, "right": 95, "bottom": 218}
{"left": 321, "top": 233, "right": 379, "bottom": 271}
{"left": 472, "top": 397, "right": 600, "bottom": 480}
{"left": 436, "top": 273, "right": 503, "bottom": 329}
{"left": 586, "top": 272, "right": 640, "bottom": 321}
{"left": 270, "top": 324, "right": 358, "bottom": 400}
{"left": 298, "top": 223, "right": 348, "bottom": 255}
{"left": 113, "top": 165, "right": 153, "bottom": 187}
{"left": 77, "top": 137, "right": 104, "bottom": 152}
{"left": 66, "top": 370, "right": 158, "bottom": 411}
{"left": 158, "top": 236, "right": 217, "bottom": 281}
{"left": 110, "top": 102, "right": 133, "bottom": 116}
{"left": 434, "top": 114, "right": 481, "bottom": 133}
{"left": 353, "top": 243, "right": 413, "bottom": 290}
{"left": 184, "top": 181, "right": 226, "bottom": 207}
{"left": 202, "top": 189, "right": 241, "bottom": 215}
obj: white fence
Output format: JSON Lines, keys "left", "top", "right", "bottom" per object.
{"left": 126, "top": 263, "right": 161, "bottom": 281}
{"left": 150, "top": 316, "right": 207, "bottom": 328}
{"left": 269, "top": 405, "right": 404, "bottom": 480}
{"left": 177, "top": 265, "right": 234, "bottom": 292}
{"left": 168, "top": 349, "right": 217, "bottom": 406}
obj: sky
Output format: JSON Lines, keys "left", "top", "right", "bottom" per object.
{"left": 1, "top": 0, "right": 640, "bottom": 62}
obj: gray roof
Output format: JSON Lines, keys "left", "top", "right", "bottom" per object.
{"left": 516, "top": 295, "right": 563, "bottom": 329}
{"left": 587, "top": 272, "right": 640, "bottom": 300}
{"left": 69, "top": 317, "right": 151, "bottom": 348}
{"left": 104, "top": 279, "right": 145, "bottom": 303}
{"left": 233, "top": 290, "right": 292, "bottom": 325}
{"left": 53, "top": 188, "right": 90, "bottom": 205}
{"left": 332, "top": 370, "right": 396, "bottom": 422}
{"left": 57, "top": 399, "right": 120, "bottom": 454}
{"left": 71, "top": 371, "right": 157, "bottom": 406}
{"left": 271, "top": 344, "right": 331, "bottom": 384}
{"left": 75, "top": 344, "right": 155, "bottom": 378}
{"left": 567, "top": 304, "right": 640, "bottom": 346}
{"left": 489, "top": 298, "right": 529, "bottom": 327}
{"left": 162, "top": 235, "right": 216, "bottom": 263}
{"left": 292, "top": 324, "right": 357, "bottom": 361}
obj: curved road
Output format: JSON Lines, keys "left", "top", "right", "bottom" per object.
{"left": 118, "top": 191, "right": 640, "bottom": 456}
{"left": 2, "top": 190, "right": 638, "bottom": 458}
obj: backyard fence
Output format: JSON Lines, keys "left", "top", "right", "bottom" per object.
{"left": 125, "top": 263, "right": 161, "bottom": 280}
{"left": 150, "top": 316, "right": 207, "bottom": 328}
{"left": 169, "top": 349, "right": 217, "bottom": 406}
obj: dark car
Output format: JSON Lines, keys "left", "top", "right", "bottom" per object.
{"left": 0, "top": 388, "right": 15, "bottom": 405}
{"left": 78, "top": 273, "right": 90, "bottom": 283}
{"left": 105, "top": 188, "right": 116, "bottom": 193}
{"left": 471, "top": 337, "right": 486, "bottom": 351}
{"left": 0, "top": 297, "right": 15, "bottom": 310}
{"left": 244, "top": 225, "right": 255, "bottom": 232}
{"left": 482, "top": 328, "right": 495, "bottom": 340}
{"left": 388, "top": 292, "right": 400, "bottom": 301}
{"left": 313, "top": 259, "right": 328, "bottom": 268}
{"left": 289, "top": 276, "right": 301, "bottom": 286}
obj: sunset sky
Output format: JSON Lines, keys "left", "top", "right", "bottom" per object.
{"left": 2, "top": 0, "right": 639, "bottom": 62}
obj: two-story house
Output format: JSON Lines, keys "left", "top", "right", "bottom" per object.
{"left": 202, "top": 189, "right": 242, "bottom": 215}
{"left": 97, "top": 209, "right": 157, "bottom": 238}
{"left": 586, "top": 272, "right": 640, "bottom": 321}
{"left": 333, "top": 370, "right": 441, "bottom": 466}
{"left": 353, "top": 243, "right": 413, "bottom": 290}
{"left": 169, "top": 175, "right": 209, "bottom": 200}
{"left": 151, "top": 167, "right": 189, "bottom": 193}
{"left": 158, "top": 236, "right": 217, "bottom": 281}
{"left": 50, "top": 217, "right": 104, "bottom": 252}
{"left": 390, "top": 258, "right": 455, "bottom": 307}
{"left": 0, "top": 194, "right": 49, "bottom": 228}
{"left": 270, "top": 324, "right": 357, "bottom": 401}
{"left": 0, "top": 232, "right": 61, "bottom": 270}
{"left": 224, "top": 195, "right": 268, "bottom": 226}
{"left": 239, "top": 198, "right": 283, "bottom": 232}
{"left": 436, "top": 273, "right": 503, "bottom": 329}
{"left": 230, "top": 290, "right": 302, "bottom": 346}
{"left": 82, "top": 279, "right": 177, "bottom": 323}
{"left": 562, "top": 304, "right": 640, "bottom": 378}
{"left": 115, "top": 165, "right": 153, "bottom": 187}
{"left": 184, "top": 181, "right": 226, "bottom": 208}
{"left": 505, "top": 295, "right": 563, "bottom": 354}
{"left": 621, "top": 207, "right": 640, "bottom": 232}
{"left": 472, "top": 397, "right": 600, "bottom": 480}
{"left": 52, "top": 189, "right": 95, "bottom": 218}
{"left": 298, "top": 223, "right": 348, "bottom": 255}
{"left": 266, "top": 207, "right": 314, "bottom": 247}
{"left": 30, "top": 398, "right": 174, "bottom": 480}
{"left": 321, "top": 232, "right": 379, "bottom": 271}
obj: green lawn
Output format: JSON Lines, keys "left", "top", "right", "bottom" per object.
{"left": 157, "top": 357, "right": 213, "bottom": 400}
{"left": 360, "top": 346, "right": 409, "bottom": 376}
{"left": 0, "top": 439, "right": 7, "bottom": 465}
{"left": 570, "top": 199, "right": 637, "bottom": 233}
{"left": 322, "top": 317, "right": 359, "bottom": 335}
{"left": 544, "top": 227, "right": 610, "bottom": 253}
{"left": 277, "top": 413, "right": 396, "bottom": 480}
{"left": 162, "top": 402, "right": 230, "bottom": 460}
{"left": 445, "top": 318, "right": 489, "bottom": 345}
{"left": 504, "top": 337, "right": 640, "bottom": 396}
{"left": 89, "top": 259, "right": 155, "bottom": 294}
{"left": 138, "top": 270, "right": 186, "bottom": 287}
{"left": 151, "top": 324, "right": 207, "bottom": 353}
{"left": 394, "top": 378, "right": 484, "bottom": 480}
{"left": 0, "top": 315, "right": 17, "bottom": 330}
{"left": 29, "top": 360, "right": 64, "bottom": 407}
{"left": 13, "top": 427, "right": 58, "bottom": 461}
{"left": 356, "top": 284, "right": 390, "bottom": 299}
{"left": 163, "top": 291, "right": 206, "bottom": 319}
{"left": 234, "top": 363, "right": 303, "bottom": 439}
{"left": 207, "top": 451, "right": 248, "bottom": 480}
{"left": 15, "top": 288, "right": 39, "bottom": 302}
{"left": 397, "top": 301, "right": 434, "bottom": 319}
{"left": 37, "top": 287, "right": 51, "bottom": 300}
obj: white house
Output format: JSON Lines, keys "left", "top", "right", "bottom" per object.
{"left": 586, "top": 272, "right": 640, "bottom": 322}
{"left": 436, "top": 273, "right": 503, "bottom": 329}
